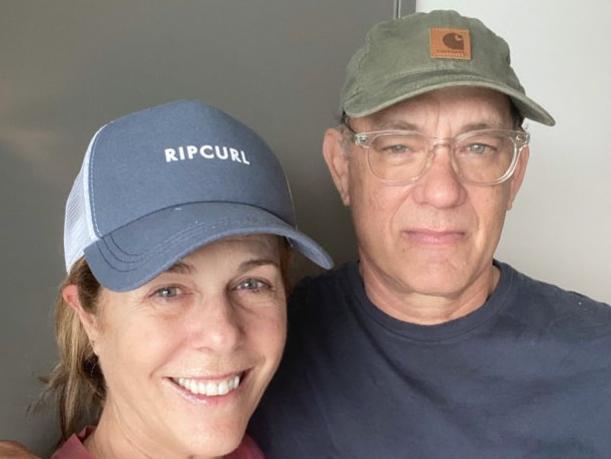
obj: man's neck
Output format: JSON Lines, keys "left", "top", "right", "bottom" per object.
{"left": 359, "top": 261, "right": 500, "bottom": 325}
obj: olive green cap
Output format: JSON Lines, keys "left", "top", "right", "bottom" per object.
{"left": 340, "top": 10, "right": 555, "bottom": 125}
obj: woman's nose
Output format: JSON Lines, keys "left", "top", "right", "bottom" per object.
{"left": 188, "top": 296, "right": 243, "bottom": 352}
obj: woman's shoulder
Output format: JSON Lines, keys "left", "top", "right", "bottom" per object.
{"left": 225, "top": 433, "right": 265, "bottom": 459}
{"left": 50, "top": 428, "right": 264, "bottom": 459}
{"left": 50, "top": 427, "right": 95, "bottom": 459}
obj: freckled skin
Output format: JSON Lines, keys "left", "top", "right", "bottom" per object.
{"left": 323, "top": 87, "right": 529, "bottom": 324}
{"left": 68, "top": 235, "right": 287, "bottom": 459}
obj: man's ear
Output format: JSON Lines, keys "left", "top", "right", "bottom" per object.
{"left": 322, "top": 127, "right": 352, "bottom": 206}
{"left": 507, "top": 145, "right": 529, "bottom": 210}
{"left": 62, "top": 284, "right": 102, "bottom": 353}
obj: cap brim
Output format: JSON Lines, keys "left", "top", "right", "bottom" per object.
{"left": 344, "top": 72, "right": 555, "bottom": 126}
{"left": 84, "top": 202, "right": 333, "bottom": 291}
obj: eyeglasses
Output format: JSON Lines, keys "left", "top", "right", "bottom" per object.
{"left": 344, "top": 125, "right": 529, "bottom": 186}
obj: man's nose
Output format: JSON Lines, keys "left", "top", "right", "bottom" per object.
{"left": 188, "top": 296, "right": 243, "bottom": 352}
{"left": 412, "top": 145, "right": 466, "bottom": 208}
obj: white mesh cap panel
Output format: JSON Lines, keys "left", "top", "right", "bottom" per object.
{"left": 63, "top": 126, "right": 105, "bottom": 272}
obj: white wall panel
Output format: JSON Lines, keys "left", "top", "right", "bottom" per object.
{"left": 418, "top": 0, "right": 611, "bottom": 302}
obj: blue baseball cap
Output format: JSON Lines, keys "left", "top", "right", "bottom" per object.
{"left": 64, "top": 100, "right": 333, "bottom": 291}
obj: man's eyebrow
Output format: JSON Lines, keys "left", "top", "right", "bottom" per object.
{"left": 165, "top": 261, "right": 195, "bottom": 275}
{"left": 370, "top": 119, "right": 421, "bottom": 131}
{"left": 459, "top": 121, "right": 506, "bottom": 132}
{"left": 367, "top": 120, "right": 508, "bottom": 133}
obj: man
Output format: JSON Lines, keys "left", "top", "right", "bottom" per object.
{"left": 2, "top": 9, "right": 611, "bottom": 459}
{"left": 249, "top": 10, "right": 611, "bottom": 458}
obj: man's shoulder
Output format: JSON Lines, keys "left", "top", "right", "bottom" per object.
{"left": 289, "top": 261, "right": 357, "bottom": 309}
{"left": 505, "top": 262, "right": 611, "bottom": 340}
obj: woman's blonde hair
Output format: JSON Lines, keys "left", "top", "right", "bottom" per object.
{"left": 41, "top": 258, "right": 105, "bottom": 441}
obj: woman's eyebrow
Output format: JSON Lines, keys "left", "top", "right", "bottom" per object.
{"left": 237, "top": 258, "right": 280, "bottom": 273}
{"left": 164, "top": 258, "right": 278, "bottom": 276}
{"left": 165, "top": 261, "right": 195, "bottom": 275}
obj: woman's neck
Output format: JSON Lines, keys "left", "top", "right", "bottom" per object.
{"left": 86, "top": 402, "right": 221, "bottom": 459}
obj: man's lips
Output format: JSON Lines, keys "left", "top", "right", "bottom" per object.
{"left": 403, "top": 229, "right": 466, "bottom": 245}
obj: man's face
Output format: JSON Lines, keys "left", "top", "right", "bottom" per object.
{"left": 323, "top": 87, "right": 528, "bottom": 317}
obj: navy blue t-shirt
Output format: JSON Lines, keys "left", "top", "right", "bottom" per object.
{"left": 249, "top": 261, "right": 611, "bottom": 458}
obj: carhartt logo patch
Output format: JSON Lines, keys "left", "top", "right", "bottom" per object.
{"left": 429, "top": 27, "right": 471, "bottom": 60}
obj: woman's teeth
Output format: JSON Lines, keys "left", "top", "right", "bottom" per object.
{"left": 174, "top": 375, "right": 241, "bottom": 397}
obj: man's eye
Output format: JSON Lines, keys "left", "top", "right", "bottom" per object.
{"left": 382, "top": 144, "right": 411, "bottom": 154}
{"left": 466, "top": 143, "right": 492, "bottom": 155}
{"left": 153, "top": 286, "right": 182, "bottom": 299}
{"left": 236, "top": 278, "right": 270, "bottom": 292}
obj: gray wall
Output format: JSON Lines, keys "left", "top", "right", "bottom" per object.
{"left": 0, "top": 1, "right": 406, "bottom": 455}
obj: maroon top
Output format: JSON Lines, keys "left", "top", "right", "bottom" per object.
{"left": 51, "top": 426, "right": 264, "bottom": 458}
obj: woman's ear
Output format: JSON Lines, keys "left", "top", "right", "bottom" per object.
{"left": 62, "top": 284, "right": 102, "bottom": 354}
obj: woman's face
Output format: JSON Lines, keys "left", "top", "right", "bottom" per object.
{"left": 81, "top": 235, "right": 287, "bottom": 457}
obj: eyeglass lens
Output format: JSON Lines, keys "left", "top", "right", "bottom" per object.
{"left": 367, "top": 131, "right": 518, "bottom": 184}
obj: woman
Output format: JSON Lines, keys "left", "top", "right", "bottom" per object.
{"left": 41, "top": 100, "right": 332, "bottom": 458}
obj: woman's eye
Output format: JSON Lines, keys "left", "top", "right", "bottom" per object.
{"left": 236, "top": 278, "right": 270, "bottom": 292}
{"left": 153, "top": 286, "right": 182, "bottom": 299}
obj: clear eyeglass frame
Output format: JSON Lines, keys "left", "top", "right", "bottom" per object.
{"left": 344, "top": 124, "right": 530, "bottom": 186}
